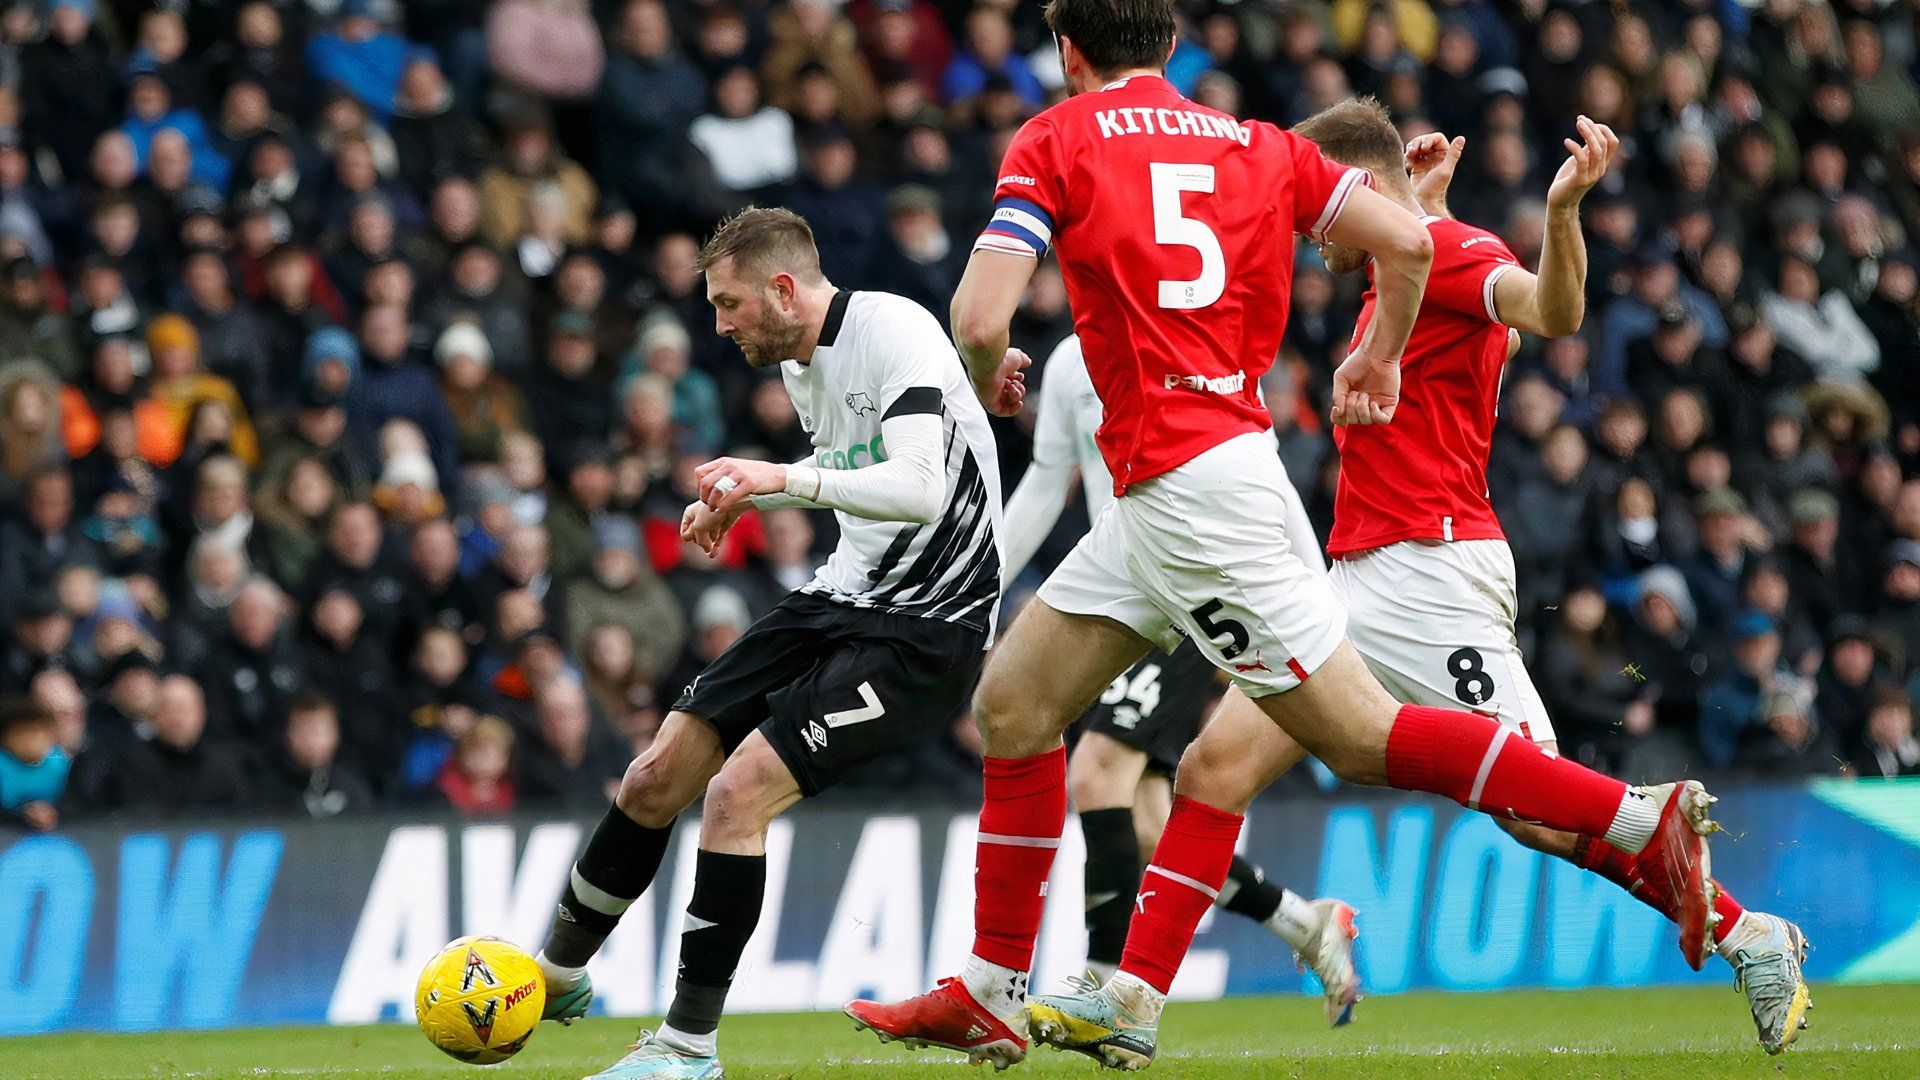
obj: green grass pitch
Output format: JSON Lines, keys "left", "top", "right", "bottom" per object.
{"left": 7, "top": 983, "right": 1918, "bottom": 1079}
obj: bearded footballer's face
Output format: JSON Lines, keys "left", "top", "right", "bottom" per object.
{"left": 706, "top": 255, "right": 806, "bottom": 368}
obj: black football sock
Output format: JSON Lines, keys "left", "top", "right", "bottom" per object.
{"left": 1216, "top": 855, "right": 1287, "bottom": 922}
{"left": 1079, "top": 807, "right": 1141, "bottom": 968}
{"left": 663, "top": 849, "right": 766, "bottom": 1047}
{"left": 543, "top": 805, "right": 674, "bottom": 969}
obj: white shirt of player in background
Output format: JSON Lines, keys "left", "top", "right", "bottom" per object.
{"left": 1000, "top": 335, "right": 1327, "bottom": 587}
{"left": 760, "top": 291, "right": 1005, "bottom": 636}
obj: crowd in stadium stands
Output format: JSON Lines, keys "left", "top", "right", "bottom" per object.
{"left": 0, "top": 0, "right": 1917, "bottom": 831}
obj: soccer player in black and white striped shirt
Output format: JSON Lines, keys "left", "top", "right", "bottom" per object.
{"left": 532, "top": 207, "right": 1012, "bottom": 1080}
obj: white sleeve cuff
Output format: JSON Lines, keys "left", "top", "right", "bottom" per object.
{"left": 1482, "top": 263, "right": 1516, "bottom": 324}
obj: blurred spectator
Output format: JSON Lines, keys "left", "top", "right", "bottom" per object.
{"left": 1700, "top": 611, "right": 1801, "bottom": 769}
{"left": 36, "top": 667, "right": 110, "bottom": 814}
{"left": 421, "top": 242, "right": 535, "bottom": 379}
{"left": 1682, "top": 487, "right": 1764, "bottom": 637}
{"left": 390, "top": 58, "right": 489, "bottom": 199}
{"left": 435, "top": 712, "right": 517, "bottom": 814}
{"left": 20, "top": 0, "right": 116, "bottom": 179}
{"left": 1735, "top": 682, "right": 1835, "bottom": 778}
{"left": 350, "top": 305, "right": 459, "bottom": 487}
{"left": 763, "top": 0, "right": 878, "bottom": 129}
{"left": 193, "top": 576, "right": 297, "bottom": 747}
{"left": 518, "top": 676, "right": 625, "bottom": 804}
{"left": 0, "top": 696, "right": 66, "bottom": 831}
{"left": 99, "top": 674, "right": 248, "bottom": 812}
{"left": 691, "top": 65, "right": 799, "bottom": 196}
{"left": 486, "top": 0, "right": 605, "bottom": 103}
{"left": 623, "top": 315, "right": 723, "bottom": 453}
{"left": 1, "top": 469, "right": 98, "bottom": 624}
{"left": 565, "top": 514, "right": 685, "bottom": 684}
{"left": 597, "top": 0, "right": 715, "bottom": 225}
{"left": 1760, "top": 257, "right": 1880, "bottom": 382}
{"left": 0, "top": 263, "right": 80, "bottom": 381}
{"left": 1856, "top": 686, "right": 1920, "bottom": 779}
{"left": 479, "top": 111, "right": 599, "bottom": 251}
{"left": 261, "top": 690, "right": 374, "bottom": 818}
{"left": 525, "top": 312, "right": 613, "bottom": 453}
{"left": 942, "top": 8, "right": 1041, "bottom": 107}
{"left": 305, "top": 0, "right": 426, "bottom": 122}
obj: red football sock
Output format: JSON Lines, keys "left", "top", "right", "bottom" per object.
{"left": 1386, "top": 705, "right": 1652, "bottom": 849}
{"left": 1118, "top": 796, "right": 1242, "bottom": 994}
{"left": 1571, "top": 835, "right": 1676, "bottom": 920}
{"left": 971, "top": 748, "right": 1068, "bottom": 972}
{"left": 1711, "top": 884, "right": 1746, "bottom": 944}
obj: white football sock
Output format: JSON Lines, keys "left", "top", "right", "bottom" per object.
{"left": 656, "top": 1022, "right": 716, "bottom": 1057}
{"left": 1265, "top": 890, "right": 1319, "bottom": 953}
{"left": 1602, "top": 787, "right": 1662, "bottom": 853}
{"left": 1106, "top": 970, "right": 1166, "bottom": 1026}
{"left": 1714, "top": 910, "right": 1761, "bottom": 964}
{"left": 534, "top": 950, "right": 586, "bottom": 990}
{"left": 962, "top": 955, "right": 1029, "bottom": 1025}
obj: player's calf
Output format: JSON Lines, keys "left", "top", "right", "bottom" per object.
{"left": 539, "top": 715, "right": 726, "bottom": 1021}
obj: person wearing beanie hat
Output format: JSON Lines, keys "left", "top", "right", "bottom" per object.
{"left": 1734, "top": 680, "right": 1834, "bottom": 778}
{"left": 374, "top": 450, "right": 446, "bottom": 526}
{"left": 563, "top": 509, "right": 686, "bottom": 687}
{"left": 1700, "top": 608, "right": 1794, "bottom": 769}
{"left": 1783, "top": 487, "right": 1866, "bottom": 635}
{"left": 621, "top": 312, "right": 724, "bottom": 452}
{"left": 436, "top": 319, "right": 529, "bottom": 464}
{"left": 134, "top": 313, "right": 260, "bottom": 467}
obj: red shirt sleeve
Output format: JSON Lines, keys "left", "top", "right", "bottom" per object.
{"left": 1423, "top": 223, "right": 1522, "bottom": 324}
{"left": 1277, "top": 128, "right": 1369, "bottom": 243}
{"left": 976, "top": 116, "right": 1063, "bottom": 259}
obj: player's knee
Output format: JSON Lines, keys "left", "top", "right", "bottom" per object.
{"left": 971, "top": 680, "right": 1068, "bottom": 756}
{"left": 701, "top": 764, "right": 778, "bottom": 844}
{"left": 1171, "top": 737, "right": 1260, "bottom": 813}
{"left": 616, "top": 758, "right": 685, "bottom": 828}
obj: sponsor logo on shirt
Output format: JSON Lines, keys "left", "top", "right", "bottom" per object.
{"left": 1461, "top": 235, "right": 1499, "bottom": 249}
{"left": 998, "top": 174, "right": 1038, "bottom": 187}
{"left": 815, "top": 432, "right": 889, "bottom": 471}
{"left": 1163, "top": 370, "right": 1247, "bottom": 395}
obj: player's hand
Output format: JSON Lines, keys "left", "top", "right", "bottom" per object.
{"left": 1406, "top": 132, "right": 1464, "bottom": 217}
{"left": 1330, "top": 350, "right": 1400, "bottom": 426}
{"left": 1546, "top": 115, "right": 1619, "bottom": 212}
{"left": 975, "top": 348, "right": 1031, "bottom": 417}
{"left": 681, "top": 499, "right": 744, "bottom": 558}
{"left": 695, "top": 456, "right": 785, "bottom": 514}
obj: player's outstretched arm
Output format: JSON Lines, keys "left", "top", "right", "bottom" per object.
{"left": 1324, "top": 183, "right": 1434, "bottom": 425}
{"left": 1491, "top": 116, "right": 1617, "bottom": 338}
{"left": 1406, "top": 132, "right": 1465, "bottom": 220}
{"left": 697, "top": 411, "right": 947, "bottom": 525}
{"left": 952, "top": 248, "right": 1035, "bottom": 416}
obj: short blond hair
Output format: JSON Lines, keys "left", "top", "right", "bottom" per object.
{"left": 696, "top": 206, "right": 823, "bottom": 282}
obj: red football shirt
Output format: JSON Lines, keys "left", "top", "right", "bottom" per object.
{"left": 1327, "top": 215, "right": 1521, "bottom": 558}
{"left": 978, "top": 75, "right": 1366, "bottom": 494}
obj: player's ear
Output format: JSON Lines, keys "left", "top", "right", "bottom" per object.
{"left": 768, "top": 271, "right": 797, "bottom": 309}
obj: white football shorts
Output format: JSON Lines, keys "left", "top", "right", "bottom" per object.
{"left": 1331, "top": 538, "right": 1556, "bottom": 745}
{"left": 1037, "top": 432, "right": 1345, "bottom": 696}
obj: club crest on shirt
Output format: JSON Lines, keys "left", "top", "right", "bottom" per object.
{"left": 845, "top": 392, "right": 876, "bottom": 416}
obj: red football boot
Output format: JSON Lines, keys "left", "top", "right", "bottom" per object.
{"left": 1633, "top": 780, "right": 1722, "bottom": 970}
{"left": 845, "top": 977, "right": 1028, "bottom": 1071}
